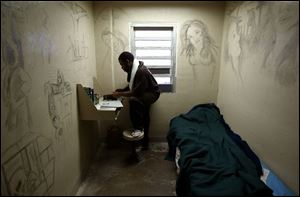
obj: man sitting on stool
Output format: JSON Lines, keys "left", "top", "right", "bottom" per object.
{"left": 112, "top": 51, "right": 160, "bottom": 150}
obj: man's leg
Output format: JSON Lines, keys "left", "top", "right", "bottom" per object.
{"left": 141, "top": 106, "right": 150, "bottom": 150}
{"left": 139, "top": 93, "right": 159, "bottom": 150}
{"left": 129, "top": 97, "right": 145, "bottom": 131}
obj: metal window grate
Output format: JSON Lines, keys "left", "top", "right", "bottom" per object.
{"left": 131, "top": 24, "right": 176, "bottom": 93}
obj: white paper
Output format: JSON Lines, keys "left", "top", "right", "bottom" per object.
{"left": 99, "top": 100, "right": 123, "bottom": 108}
{"left": 95, "top": 104, "right": 116, "bottom": 111}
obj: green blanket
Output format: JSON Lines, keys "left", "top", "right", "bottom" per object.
{"left": 166, "top": 104, "right": 273, "bottom": 196}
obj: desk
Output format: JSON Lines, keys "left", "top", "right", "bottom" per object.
{"left": 77, "top": 84, "right": 123, "bottom": 121}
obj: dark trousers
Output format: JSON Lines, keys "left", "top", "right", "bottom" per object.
{"left": 129, "top": 92, "right": 159, "bottom": 147}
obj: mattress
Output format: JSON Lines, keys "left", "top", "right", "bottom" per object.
{"left": 175, "top": 147, "right": 296, "bottom": 196}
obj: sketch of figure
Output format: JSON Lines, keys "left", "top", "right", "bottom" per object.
{"left": 67, "top": 33, "right": 88, "bottom": 61}
{"left": 27, "top": 8, "right": 53, "bottom": 65}
{"left": 1, "top": 2, "right": 52, "bottom": 66}
{"left": 44, "top": 70, "right": 72, "bottom": 141}
{"left": 247, "top": 2, "right": 276, "bottom": 69}
{"left": 96, "top": 7, "right": 128, "bottom": 69}
{"left": 180, "top": 20, "right": 218, "bottom": 67}
{"left": 226, "top": 16, "right": 243, "bottom": 82}
{"left": 1, "top": 133, "right": 55, "bottom": 195}
{"left": 62, "top": 2, "right": 88, "bottom": 32}
{"left": 224, "top": 2, "right": 275, "bottom": 83}
{"left": 101, "top": 30, "right": 126, "bottom": 56}
{"left": 61, "top": 2, "right": 88, "bottom": 61}
{"left": 271, "top": 2, "right": 299, "bottom": 86}
{"left": 1, "top": 22, "right": 32, "bottom": 133}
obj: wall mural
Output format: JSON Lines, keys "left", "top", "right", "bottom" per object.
{"left": 180, "top": 20, "right": 218, "bottom": 81}
{"left": 61, "top": 2, "right": 88, "bottom": 61}
{"left": 225, "top": 2, "right": 299, "bottom": 86}
{"left": 1, "top": 3, "right": 56, "bottom": 196}
{"left": 44, "top": 70, "right": 72, "bottom": 142}
{"left": 1, "top": 133, "right": 55, "bottom": 196}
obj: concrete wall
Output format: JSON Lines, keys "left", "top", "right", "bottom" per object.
{"left": 1, "top": 1, "right": 98, "bottom": 195}
{"left": 217, "top": 1, "right": 299, "bottom": 194}
{"left": 93, "top": 1, "right": 225, "bottom": 140}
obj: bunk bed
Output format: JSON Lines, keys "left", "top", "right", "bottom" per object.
{"left": 165, "top": 103, "right": 274, "bottom": 196}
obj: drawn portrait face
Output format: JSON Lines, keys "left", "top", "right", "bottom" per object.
{"left": 187, "top": 24, "right": 204, "bottom": 51}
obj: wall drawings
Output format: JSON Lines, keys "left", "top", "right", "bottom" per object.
{"left": 271, "top": 3, "right": 299, "bottom": 86}
{"left": 96, "top": 7, "right": 128, "bottom": 68}
{"left": 27, "top": 7, "right": 53, "bottom": 65}
{"left": 44, "top": 70, "right": 72, "bottom": 142}
{"left": 226, "top": 16, "right": 244, "bottom": 83}
{"left": 1, "top": 16, "right": 33, "bottom": 134}
{"left": 1, "top": 2, "right": 53, "bottom": 67}
{"left": 225, "top": 1, "right": 299, "bottom": 86}
{"left": 67, "top": 33, "right": 88, "bottom": 61}
{"left": 1, "top": 133, "right": 55, "bottom": 196}
{"left": 180, "top": 19, "right": 218, "bottom": 81}
{"left": 61, "top": 2, "right": 89, "bottom": 61}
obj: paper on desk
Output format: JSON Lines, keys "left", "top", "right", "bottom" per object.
{"left": 95, "top": 104, "right": 116, "bottom": 111}
{"left": 99, "top": 100, "right": 123, "bottom": 108}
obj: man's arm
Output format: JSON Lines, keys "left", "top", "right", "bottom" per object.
{"left": 115, "top": 85, "right": 129, "bottom": 92}
{"left": 113, "top": 85, "right": 131, "bottom": 98}
{"left": 112, "top": 90, "right": 132, "bottom": 98}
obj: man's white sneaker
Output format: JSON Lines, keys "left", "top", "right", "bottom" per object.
{"left": 131, "top": 130, "right": 143, "bottom": 137}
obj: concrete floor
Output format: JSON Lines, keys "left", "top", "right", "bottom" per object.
{"left": 76, "top": 142, "right": 177, "bottom": 196}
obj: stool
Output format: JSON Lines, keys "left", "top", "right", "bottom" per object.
{"left": 123, "top": 129, "right": 144, "bottom": 162}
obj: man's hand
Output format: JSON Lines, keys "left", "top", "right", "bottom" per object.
{"left": 112, "top": 91, "right": 121, "bottom": 98}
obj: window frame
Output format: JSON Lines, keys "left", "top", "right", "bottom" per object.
{"left": 130, "top": 23, "right": 177, "bottom": 93}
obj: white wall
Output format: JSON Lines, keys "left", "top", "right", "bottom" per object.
{"left": 217, "top": 1, "right": 299, "bottom": 194}
{"left": 1, "top": 1, "right": 98, "bottom": 195}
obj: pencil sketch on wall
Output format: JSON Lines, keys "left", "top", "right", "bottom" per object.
{"left": 1, "top": 20, "right": 33, "bottom": 134}
{"left": 180, "top": 20, "right": 218, "bottom": 81}
{"left": 180, "top": 20, "right": 218, "bottom": 66}
{"left": 61, "top": 2, "right": 88, "bottom": 61}
{"left": 225, "top": 1, "right": 299, "bottom": 86}
{"left": 27, "top": 7, "right": 53, "bottom": 65}
{"left": 1, "top": 133, "right": 55, "bottom": 196}
{"left": 96, "top": 6, "right": 128, "bottom": 22}
{"left": 67, "top": 34, "right": 88, "bottom": 61}
{"left": 226, "top": 16, "right": 244, "bottom": 83}
{"left": 271, "top": 3, "right": 299, "bottom": 86}
{"left": 96, "top": 7, "right": 128, "bottom": 68}
{"left": 101, "top": 29, "right": 126, "bottom": 56}
{"left": 44, "top": 70, "right": 72, "bottom": 142}
{"left": 1, "top": 2, "right": 53, "bottom": 67}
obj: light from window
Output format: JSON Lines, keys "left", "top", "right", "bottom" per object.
{"left": 155, "top": 77, "right": 171, "bottom": 84}
{"left": 141, "top": 59, "right": 171, "bottom": 66}
{"left": 135, "top": 41, "right": 172, "bottom": 47}
{"left": 135, "top": 30, "right": 172, "bottom": 38}
{"left": 132, "top": 25, "right": 176, "bottom": 92}
{"left": 136, "top": 49, "right": 171, "bottom": 57}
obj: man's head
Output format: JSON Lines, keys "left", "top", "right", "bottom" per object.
{"left": 118, "top": 51, "right": 134, "bottom": 72}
